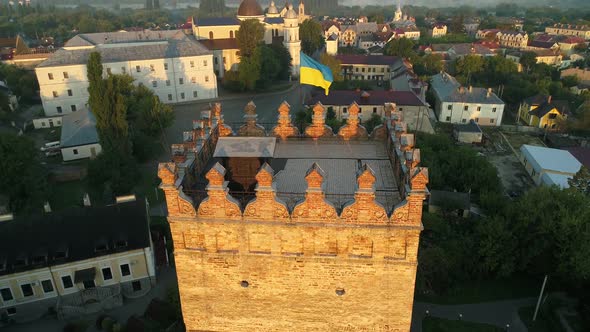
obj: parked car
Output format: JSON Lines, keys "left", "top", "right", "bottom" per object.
{"left": 40, "top": 141, "right": 60, "bottom": 151}
{"left": 45, "top": 150, "right": 61, "bottom": 157}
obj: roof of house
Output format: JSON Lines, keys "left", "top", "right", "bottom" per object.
{"left": 307, "top": 90, "right": 426, "bottom": 107}
{"left": 193, "top": 17, "right": 240, "bottom": 27}
{"left": 520, "top": 144, "right": 582, "bottom": 174}
{"left": 39, "top": 31, "right": 211, "bottom": 68}
{"left": 199, "top": 38, "right": 239, "bottom": 50}
{"left": 561, "top": 36, "right": 586, "bottom": 44}
{"left": 450, "top": 43, "right": 495, "bottom": 56}
{"left": 321, "top": 21, "right": 341, "bottom": 31}
{"left": 528, "top": 100, "right": 570, "bottom": 118}
{"left": 431, "top": 73, "right": 504, "bottom": 105}
{"left": 564, "top": 146, "right": 590, "bottom": 169}
{"left": 60, "top": 109, "right": 100, "bottom": 148}
{"left": 0, "top": 199, "right": 150, "bottom": 276}
{"left": 429, "top": 190, "right": 471, "bottom": 210}
{"left": 335, "top": 54, "right": 401, "bottom": 66}
{"left": 527, "top": 40, "right": 557, "bottom": 49}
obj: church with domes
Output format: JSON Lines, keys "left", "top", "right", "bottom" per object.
{"left": 192, "top": 0, "right": 309, "bottom": 78}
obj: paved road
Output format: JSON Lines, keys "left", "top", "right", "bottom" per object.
{"left": 412, "top": 298, "right": 537, "bottom": 332}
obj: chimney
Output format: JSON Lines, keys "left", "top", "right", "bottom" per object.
{"left": 547, "top": 95, "right": 552, "bottom": 104}
{"left": 487, "top": 88, "right": 492, "bottom": 98}
{"left": 43, "top": 201, "right": 51, "bottom": 213}
{"left": 83, "top": 193, "right": 91, "bottom": 207}
{"left": 468, "top": 86, "right": 473, "bottom": 93}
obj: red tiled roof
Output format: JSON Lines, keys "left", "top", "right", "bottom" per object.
{"left": 307, "top": 90, "right": 426, "bottom": 107}
{"left": 562, "top": 37, "right": 586, "bottom": 44}
{"left": 335, "top": 54, "right": 401, "bottom": 66}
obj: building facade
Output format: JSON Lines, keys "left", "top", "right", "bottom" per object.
{"left": 159, "top": 100, "right": 429, "bottom": 331}
{"left": 36, "top": 30, "right": 218, "bottom": 116}
{"left": 431, "top": 73, "right": 505, "bottom": 126}
{"left": 0, "top": 199, "right": 155, "bottom": 324}
{"left": 337, "top": 55, "right": 403, "bottom": 81}
{"left": 518, "top": 95, "right": 569, "bottom": 131}
{"left": 545, "top": 24, "right": 590, "bottom": 40}
{"left": 520, "top": 145, "right": 582, "bottom": 188}
{"left": 429, "top": 24, "right": 448, "bottom": 38}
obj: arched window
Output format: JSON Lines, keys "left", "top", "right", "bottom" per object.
{"left": 230, "top": 31, "right": 234, "bottom": 39}
{"left": 209, "top": 31, "right": 214, "bottom": 39}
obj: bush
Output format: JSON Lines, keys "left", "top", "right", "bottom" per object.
{"left": 101, "top": 317, "right": 114, "bottom": 332}
{"left": 222, "top": 70, "right": 245, "bottom": 92}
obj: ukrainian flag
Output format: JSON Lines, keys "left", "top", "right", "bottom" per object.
{"left": 300, "top": 52, "right": 333, "bottom": 95}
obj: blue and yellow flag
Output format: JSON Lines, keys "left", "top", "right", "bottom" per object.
{"left": 300, "top": 52, "right": 333, "bottom": 95}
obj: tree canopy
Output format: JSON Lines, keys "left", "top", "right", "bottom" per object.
{"left": 236, "top": 19, "right": 265, "bottom": 58}
{"left": 384, "top": 38, "right": 417, "bottom": 60}
{"left": 299, "top": 19, "right": 325, "bottom": 56}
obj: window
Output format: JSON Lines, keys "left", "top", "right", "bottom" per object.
{"left": 0, "top": 288, "right": 13, "bottom": 301}
{"left": 6, "top": 307, "right": 16, "bottom": 316}
{"left": 136, "top": 66, "right": 141, "bottom": 73}
{"left": 362, "top": 68, "right": 365, "bottom": 72}
{"left": 106, "top": 68, "right": 112, "bottom": 75}
{"left": 475, "top": 118, "right": 479, "bottom": 123}
{"left": 461, "top": 119, "right": 467, "bottom": 123}
{"left": 166, "top": 80, "right": 171, "bottom": 86}
{"left": 477, "top": 106, "right": 481, "bottom": 112}
{"left": 447, "top": 105, "right": 453, "bottom": 111}
{"left": 164, "top": 63, "right": 169, "bottom": 70}
{"left": 492, "top": 107, "right": 497, "bottom": 112}
{"left": 193, "top": 91, "right": 198, "bottom": 98}
{"left": 548, "top": 113, "right": 557, "bottom": 119}
{"left": 359, "top": 107, "right": 362, "bottom": 113}
{"left": 381, "top": 68, "right": 385, "bottom": 73}
{"left": 120, "top": 264, "right": 131, "bottom": 277}
{"left": 190, "top": 61, "right": 195, "bottom": 68}
{"left": 203, "top": 60, "right": 208, "bottom": 67}
{"left": 52, "top": 91, "right": 58, "bottom": 98}
{"left": 209, "top": 31, "right": 214, "bottom": 39}
{"left": 399, "top": 107, "right": 403, "bottom": 112}
{"left": 180, "top": 92, "right": 185, "bottom": 99}
{"left": 152, "top": 81, "right": 157, "bottom": 88}
{"left": 102, "top": 267, "right": 113, "bottom": 281}
{"left": 73, "top": 149, "right": 78, "bottom": 155}
{"left": 464, "top": 105, "right": 469, "bottom": 111}
{"left": 531, "top": 169, "right": 536, "bottom": 176}
{"left": 71, "top": 105, "right": 76, "bottom": 112}
{"left": 343, "top": 107, "right": 347, "bottom": 113}
{"left": 355, "top": 68, "right": 359, "bottom": 72}
{"left": 20, "top": 284, "right": 33, "bottom": 297}
{"left": 168, "top": 94, "right": 173, "bottom": 101}
{"left": 121, "top": 67, "right": 126, "bottom": 73}
{"left": 63, "top": 72, "right": 69, "bottom": 79}
{"left": 490, "top": 119, "right": 495, "bottom": 124}
{"left": 445, "top": 116, "right": 451, "bottom": 121}
{"left": 230, "top": 30, "right": 234, "bottom": 39}
{"left": 132, "top": 281, "right": 142, "bottom": 292}
{"left": 62, "top": 276, "right": 73, "bottom": 289}
{"left": 179, "top": 78, "right": 184, "bottom": 85}
{"left": 214, "top": 57, "right": 218, "bottom": 65}
{"left": 56, "top": 107, "right": 63, "bottom": 114}
{"left": 373, "top": 107, "right": 377, "bottom": 113}
{"left": 205, "top": 76, "right": 209, "bottom": 82}
{"left": 191, "top": 77, "right": 196, "bottom": 84}
{"left": 67, "top": 89, "right": 73, "bottom": 96}
{"left": 83, "top": 280, "right": 95, "bottom": 289}
{"left": 41, "top": 280, "right": 54, "bottom": 293}
{"left": 150, "top": 64, "right": 155, "bottom": 72}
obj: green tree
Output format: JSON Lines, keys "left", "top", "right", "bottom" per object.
{"left": 269, "top": 43, "right": 292, "bottom": 80}
{"left": 239, "top": 55, "right": 261, "bottom": 91}
{"left": 126, "top": 84, "right": 174, "bottom": 138}
{"left": 519, "top": 51, "right": 537, "bottom": 74}
{"left": 299, "top": 19, "right": 325, "bottom": 56}
{"left": 414, "top": 53, "right": 444, "bottom": 76}
{"left": 320, "top": 53, "right": 343, "bottom": 82}
{"left": 363, "top": 114, "right": 383, "bottom": 133}
{"left": 0, "top": 133, "right": 48, "bottom": 212}
{"left": 236, "top": 19, "right": 265, "bottom": 57}
{"left": 568, "top": 166, "right": 590, "bottom": 196}
{"left": 384, "top": 37, "right": 416, "bottom": 60}
{"left": 256, "top": 45, "right": 281, "bottom": 89}
{"left": 455, "top": 55, "right": 484, "bottom": 84}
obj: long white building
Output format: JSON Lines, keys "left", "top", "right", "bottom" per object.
{"left": 36, "top": 30, "right": 218, "bottom": 117}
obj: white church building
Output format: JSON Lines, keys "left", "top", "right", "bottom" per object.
{"left": 192, "top": 0, "right": 306, "bottom": 78}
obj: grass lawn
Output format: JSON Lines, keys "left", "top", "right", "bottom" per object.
{"left": 422, "top": 317, "right": 503, "bottom": 332}
{"left": 416, "top": 276, "right": 539, "bottom": 305}
{"left": 502, "top": 132, "right": 545, "bottom": 150}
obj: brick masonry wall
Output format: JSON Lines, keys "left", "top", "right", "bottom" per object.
{"left": 171, "top": 219, "right": 420, "bottom": 332}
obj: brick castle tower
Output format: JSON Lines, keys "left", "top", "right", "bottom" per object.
{"left": 159, "top": 101, "right": 428, "bottom": 331}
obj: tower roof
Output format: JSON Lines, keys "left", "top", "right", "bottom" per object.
{"left": 238, "top": 0, "right": 264, "bottom": 17}
{"left": 285, "top": 4, "right": 297, "bottom": 19}
{"left": 267, "top": 0, "right": 279, "bottom": 14}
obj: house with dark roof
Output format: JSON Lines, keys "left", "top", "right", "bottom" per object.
{"left": 453, "top": 119, "right": 483, "bottom": 144}
{"left": 518, "top": 95, "right": 569, "bottom": 131}
{"left": 59, "top": 109, "right": 102, "bottom": 161}
{"left": 0, "top": 198, "right": 156, "bottom": 324}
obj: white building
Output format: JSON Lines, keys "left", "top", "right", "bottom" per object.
{"left": 36, "top": 30, "right": 218, "bottom": 117}
{"left": 520, "top": 144, "right": 582, "bottom": 188}
{"left": 430, "top": 72, "right": 505, "bottom": 126}
{"left": 429, "top": 24, "right": 448, "bottom": 38}
{"left": 59, "top": 109, "right": 102, "bottom": 162}
{"left": 545, "top": 24, "right": 590, "bottom": 40}
{"left": 191, "top": 0, "right": 303, "bottom": 78}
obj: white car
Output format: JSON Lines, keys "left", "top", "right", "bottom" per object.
{"left": 40, "top": 141, "right": 60, "bottom": 152}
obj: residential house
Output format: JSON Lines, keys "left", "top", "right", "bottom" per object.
{"left": 306, "top": 89, "right": 429, "bottom": 124}
{"left": 463, "top": 19, "right": 480, "bottom": 36}
{"left": 430, "top": 72, "right": 505, "bottom": 126}
{"left": 429, "top": 23, "right": 448, "bottom": 38}
{"left": 518, "top": 95, "right": 569, "bottom": 131}
{"left": 394, "top": 27, "right": 421, "bottom": 41}
{"left": 0, "top": 199, "right": 156, "bottom": 324}
{"left": 506, "top": 49, "right": 563, "bottom": 69}
{"left": 321, "top": 20, "right": 341, "bottom": 39}
{"left": 336, "top": 55, "right": 402, "bottom": 81}
{"left": 36, "top": 30, "right": 218, "bottom": 117}
{"left": 326, "top": 34, "right": 339, "bottom": 55}
{"left": 545, "top": 24, "right": 590, "bottom": 40}
{"left": 520, "top": 145, "right": 582, "bottom": 188}
{"left": 428, "top": 43, "right": 495, "bottom": 61}
{"left": 476, "top": 29, "right": 500, "bottom": 40}
{"left": 340, "top": 25, "right": 358, "bottom": 46}
{"left": 477, "top": 29, "right": 528, "bottom": 48}
{"left": 59, "top": 109, "right": 102, "bottom": 162}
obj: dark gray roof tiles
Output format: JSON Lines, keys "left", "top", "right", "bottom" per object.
{"left": 60, "top": 109, "right": 99, "bottom": 148}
